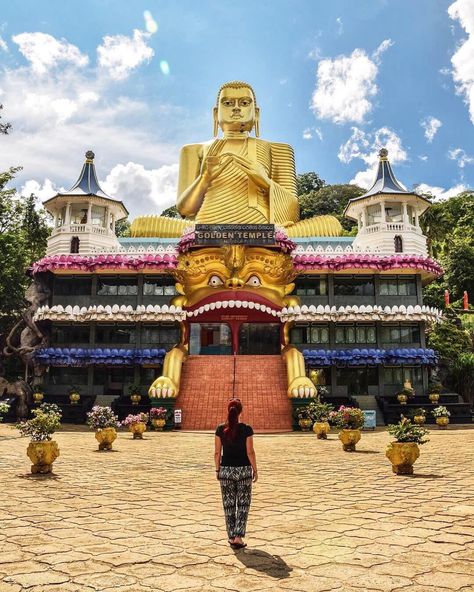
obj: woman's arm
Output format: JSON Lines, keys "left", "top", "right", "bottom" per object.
{"left": 214, "top": 435, "right": 222, "bottom": 479}
{"left": 246, "top": 436, "right": 258, "bottom": 482}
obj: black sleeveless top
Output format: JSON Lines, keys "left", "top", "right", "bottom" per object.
{"left": 215, "top": 423, "right": 254, "bottom": 467}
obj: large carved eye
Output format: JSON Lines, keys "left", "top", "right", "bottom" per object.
{"left": 246, "top": 275, "right": 261, "bottom": 287}
{"left": 208, "top": 275, "right": 224, "bottom": 287}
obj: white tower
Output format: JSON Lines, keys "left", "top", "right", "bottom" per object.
{"left": 344, "top": 149, "right": 431, "bottom": 256}
{"left": 43, "top": 150, "right": 128, "bottom": 255}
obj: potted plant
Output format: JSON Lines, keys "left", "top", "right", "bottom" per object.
{"left": 122, "top": 412, "right": 148, "bottom": 439}
{"left": 150, "top": 407, "right": 168, "bottom": 431}
{"left": 308, "top": 400, "right": 334, "bottom": 439}
{"left": 86, "top": 406, "right": 120, "bottom": 450}
{"left": 32, "top": 386, "right": 45, "bottom": 404}
{"left": 386, "top": 417, "right": 429, "bottom": 475}
{"left": 68, "top": 385, "right": 81, "bottom": 405}
{"left": 0, "top": 401, "right": 10, "bottom": 421}
{"left": 15, "top": 403, "right": 62, "bottom": 474}
{"left": 329, "top": 406, "right": 365, "bottom": 451}
{"left": 432, "top": 405, "right": 451, "bottom": 429}
{"left": 128, "top": 384, "right": 142, "bottom": 406}
{"left": 316, "top": 385, "right": 329, "bottom": 398}
{"left": 397, "top": 382, "right": 414, "bottom": 405}
{"left": 294, "top": 406, "right": 313, "bottom": 432}
{"left": 412, "top": 408, "right": 426, "bottom": 425}
{"left": 428, "top": 380, "right": 442, "bottom": 404}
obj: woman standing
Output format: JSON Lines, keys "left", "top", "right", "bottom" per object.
{"left": 215, "top": 398, "right": 258, "bottom": 549}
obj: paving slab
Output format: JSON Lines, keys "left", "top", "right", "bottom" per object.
{"left": 1, "top": 424, "right": 473, "bottom": 591}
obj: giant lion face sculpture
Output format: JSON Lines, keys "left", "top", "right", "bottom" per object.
{"left": 172, "top": 245, "right": 299, "bottom": 313}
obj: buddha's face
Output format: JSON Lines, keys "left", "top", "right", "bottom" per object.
{"left": 215, "top": 86, "right": 258, "bottom": 133}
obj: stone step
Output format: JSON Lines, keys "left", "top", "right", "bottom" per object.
{"left": 176, "top": 355, "right": 292, "bottom": 432}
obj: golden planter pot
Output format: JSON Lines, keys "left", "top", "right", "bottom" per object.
{"left": 397, "top": 394, "right": 408, "bottom": 405}
{"left": 152, "top": 418, "right": 166, "bottom": 431}
{"left": 95, "top": 427, "right": 117, "bottom": 451}
{"left": 69, "top": 393, "right": 80, "bottom": 405}
{"left": 413, "top": 415, "right": 426, "bottom": 425}
{"left": 32, "top": 392, "right": 44, "bottom": 404}
{"left": 313, "top": 421, "right": 330, "bottom": 439}
{"left": 129, "top": 422, "right": 147, "bottom": 439}
{"left": 298, "top": 419, "right": 312, "bottom": 432}
{"left": 27, "top": 440, "right": 60, "bottom": 474}
{"left": 436, "top": 416, "right": 449, "bottom": 429}
{"left": 386, "top": 442, "right": 420, "bottom": 475}
{"left": 429, "top": 393, "right": 440, "bottom": 404}
{"left": 130, "top": 394, "right": 141, "bottom": 406}
{"left": 338, "top": 429, "right": 361, "bottom": 452}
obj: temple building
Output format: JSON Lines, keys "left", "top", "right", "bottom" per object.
{"left": 17, "top": 82, "right": 472, "bottom": 430}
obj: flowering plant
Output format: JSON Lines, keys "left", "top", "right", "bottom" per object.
{"left": 16, "top": 403, "right": 62, "bottom": 442}
{"left": 329, "top": 406, "right": 365, "bottom": 430}
{"left": 86, "top": 406, "right": 120, "bottom": 430}
{"left": 413, "top": 408, "right": 426, "bottom": 417}
{"left": 307, "top": 400, "right": 334, "bottom": 422}
{"left": 317, "top": 385, "right": 329, "bottom": 398}
{"left": 127, "top": 383, "right": 142, "bottom": 396}
{"left": 431, "top": 406, "right": 451, "bottom": 418}
{"left": 0, "top": 401, "right": 10, "bottom": 421}
{"left": 150, "top": 407, "right": 167, "bottom": 419}
{"left": 122, "top": 412, "right": 148, "bottom": 427}
{"left": 388, "top": 417, "right": 429, "bottom": 444}
{"left": 428, "top": 380, "right": 442, "bottom": 394}
{"left": 294, "top": 406, "right": 312, "bottom": 421}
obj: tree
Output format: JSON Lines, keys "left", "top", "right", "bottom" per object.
{"left": 160, "top": 205, "right": 181, "bottom": 218}
{"left": 298, "top": 183, "right": 365, "bottom": 232}
{"left": 115, "top": 218, "right": 131, "bottom": 237}
{"left": 0, "top": 104, "right": 12, "bottom": 135}
{"left": 296, "top": 172, "right": 325, "bottom": 196}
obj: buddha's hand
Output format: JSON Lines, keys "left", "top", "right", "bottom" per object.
{"left": 201, "top": 154, "right": 233, "bottom": 183}
{"left": 229, "top": 154, "right": 271, "bottom": 190}
{"left": 148, "top": 376, "right": 178, "bottom": 398}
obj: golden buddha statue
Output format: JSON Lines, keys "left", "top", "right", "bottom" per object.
{"left": 131, "top": 81, "right": 341, "bottom": 238}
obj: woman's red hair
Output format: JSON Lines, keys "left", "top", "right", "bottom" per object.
{"left": 223, "top": 399, "right": 242, "bottom": 441}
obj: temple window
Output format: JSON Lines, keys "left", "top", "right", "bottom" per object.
{"left": 91, "top": 205, "right": 106, "bottom": 226}
{"left": 93, "top": 367, "right": 135, "bottom": 388}
{"left": 57, "top": 206, "right": 66, "bottom": 227}
{"left": 384, "top": 366, "right": 422, "bottom": 386}
{"left": 96, "top": 277, "right": 138, "bottom": 296}
{"left": 54, "top": 277, "right": 92, "bottom": 295}
{"left": 333, "top": 275, "right": 374, "bottom": 296}
{"left": 385, "top": 202, "right": 403, "bottom": 223}
{"left": 70, "top": 236, "right": 80, "bottom": 253}
{"left": 381, "top": 323, "right": 420, "bottom": 344}
{"left": 366, "top": 204, "right": 381, "bottom": 225}
{"left": 335, "top": 324, "right": 376, "bottom": 344}
{"left": 143, "top": 277, "right": 177, "bottom": 296}
{"left": 379, "top": 276, "right": 416, "bottom": 296}
{"left": 407, "top": 205, "right": 416, "bottom": 226}
{"left": 51, "top": 325, "right": 91, "bottom": 344}
{"left": 49, "top": 367, "right": 89, "bottom": 386}
{"left": 294, "top": 276, "right": 327, "bottom": 296}
{"left": 394, "top": 235, "right": 403, "bottom": 252}
{"left": 71, "top": 204, "right": 88, "bottom": 224}
{"left": 290, "top": 324, "right": 329, "bottom": 345}
{"left": 141, "top": 324, "right": 180, "bottom": 349}
{"left": 336, "top": 368, "right": 378, "bottom": 395}
{"left": 96, "top": 324, "right": 137, "bottom": 344}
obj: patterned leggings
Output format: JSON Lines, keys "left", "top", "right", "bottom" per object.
{"left": 219, "top": 466, "right": 253, "bottom": 539}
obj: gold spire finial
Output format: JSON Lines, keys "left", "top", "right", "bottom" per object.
{"left": 379, "top": 148, "right": 388, "bottom": 161}
{"left": 85, "top": 150, "right": 95, "bottom": 163}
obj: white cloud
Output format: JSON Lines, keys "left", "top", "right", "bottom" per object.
{"left": 448, "top": 0, "right": 474, "bottom": 123}
{"left": 336, "top": 17, "right": 343, "bottom": 36}
{"left": 419, "top": 155, "right": 429, "bottom": 162}
{"left": 338, "top": 126, "right": 407, "bottom": 188}
{"left": 12, "top": 32, "right": 88, "bottom": 74}
{"left": 420, "top": 116, "right": 442, "bottom": 142}
{"left": 414, "top": 182, "right": 467, "bottom": 200}
{"left": 302, "top": 127, "right": 323, "bottom": 141}
{"left": 0, "top": 36, "right": 7, "bottom": 52}
{"left": 97, "top": 29, "right": 154, "bottom": 81}
{"left": 102, "top": 162, "right": 179, "bottom": 218}
{"left": 143, "top": 10, "right": 158, "bottom": 34}
{"left": 448, "top": 147, "right": 474, "bottom": 168}
{"left": 20, "top": 178, "right": 64, "bottom": 201}
{"left": 311, "top": 41, "right": 392, "bottom": 124}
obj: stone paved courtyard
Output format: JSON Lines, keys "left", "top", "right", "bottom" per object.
{"left": 1, "top": 424, "right": 473, "bottom": 592}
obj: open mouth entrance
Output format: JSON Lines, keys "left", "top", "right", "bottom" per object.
{"left": 189, "top": 322, "right": 281, "bottom": 355}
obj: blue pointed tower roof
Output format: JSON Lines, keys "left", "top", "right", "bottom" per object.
{"left": 65, "top": 150, "right": 113, "bottom": 199}
{"left": 360, "top": 148, "right": 410, "bottom": 198}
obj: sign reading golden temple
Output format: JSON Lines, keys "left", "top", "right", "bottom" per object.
{"left": 195, "top": 224, "right": 276, "bottom": 246}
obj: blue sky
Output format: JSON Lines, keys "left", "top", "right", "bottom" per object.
{"left": 0, "top": 0, "right": 473, "bottom": 218}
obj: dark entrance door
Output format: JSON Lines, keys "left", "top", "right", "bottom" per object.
{"left": 238, "top": 323, "right": 281, "bottom": 355}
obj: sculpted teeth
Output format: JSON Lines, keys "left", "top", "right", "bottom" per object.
{"left": 185, "top": 299, "right": 281, "bottom": 316}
